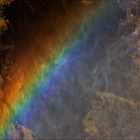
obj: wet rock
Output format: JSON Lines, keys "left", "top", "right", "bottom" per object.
{"left": 7, "top": 123, "right": 34, "bottom": 140}
{"left": 83, "top": 92, "right": 140, "bottom": 139}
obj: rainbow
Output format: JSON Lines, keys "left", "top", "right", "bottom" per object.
{"left": 0, "top": 0, "right": 114, "bottom": 138}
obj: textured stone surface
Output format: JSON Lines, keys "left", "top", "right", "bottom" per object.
{"left": 83, "top": 92, "right": 140, "bottom": 139}
{"left": 7, "top": 124, "right": 33, "bottom": 140}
